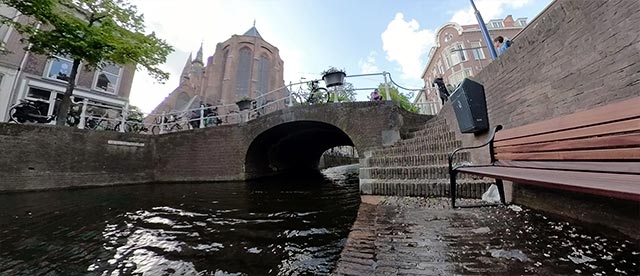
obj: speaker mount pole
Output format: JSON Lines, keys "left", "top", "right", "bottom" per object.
{"left": 470, "top": 0, "right": 498, "bottom": 60}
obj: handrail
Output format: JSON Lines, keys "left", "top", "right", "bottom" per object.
{"left": 447, "top": 125, "right": 503, "bottom": 172}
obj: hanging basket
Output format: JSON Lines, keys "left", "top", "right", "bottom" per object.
{"left": 236, "top": 99, "right": 253, "bottom": 111}
{"left": 322, "top": 71, "right": 346, "bottom": 87}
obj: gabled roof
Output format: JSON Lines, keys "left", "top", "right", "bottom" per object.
{"left": 243, "top": 26, "right": 262, "bottom": 39}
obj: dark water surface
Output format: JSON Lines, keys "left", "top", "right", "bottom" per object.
{"left": 0, "top": 165, "right": 360, "bottom": 275}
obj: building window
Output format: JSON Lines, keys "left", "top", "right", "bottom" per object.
{"left": 441, "top": 53, "right": 451, "bottom": 69}
{"left": 0, "top": 7, "right": 18, "bottom": 43}
{"left": 455, "top": 43, "right": 467, "bottom": 62}
{"left": 93, "top": 64, "right": 121, "bottom": 94}
{"left": 437, "top": 61, "right": 444, "bottom": 75}
{"left": 257, "top": 54, "right": 270, "bottom": 106}
{"left": 175, "top": 91, "right": 191, "bottom": 111}
{"left": 236, "top": 47, "right": 252, "bottom": 98}
{"left": 517, "top": 19, "right": 527, "bottom": 26}
{"left": 443, "top": 33, "right": 452, "bottom": 42}
{"left": 448, "top": 68, "right": 473, "bottom": 87}
{"left": 491, "top": 21, "right": 504, "bottom": 28}
{"left": 470, "top": 41, "right": 485, "bottom": 60}
{"left": 46, "top": 56, "right": 74, "bottom": 82}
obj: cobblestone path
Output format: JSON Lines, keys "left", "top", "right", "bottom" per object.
{"left": 333, "top": 196, "right": 639, "bottom": 276}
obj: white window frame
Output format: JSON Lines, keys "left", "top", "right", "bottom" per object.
{"left": 24, "top": 86, "right": 56, "bottom": 116}
{"left": 448, "top": 45, "right": 461, "bottom": 66}
{"left": 491, "top": 21, "right": 504, "bottom": 28}
{"left": 92, "top": 64, "right": 122, "bottom": 95}
{"left": 470, "top": 41, "right": 485, "bottom": 60}
{"left": 44, "top": 55, "right": 76, "bottom": 83}
{"left": 517, "top": 19, "right": 527, "bottom": 26}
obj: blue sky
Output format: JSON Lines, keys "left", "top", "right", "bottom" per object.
{"left": 129, "top": 0, "right": 553, "bottom": 113}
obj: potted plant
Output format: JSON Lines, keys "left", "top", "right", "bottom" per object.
{"left": 235, "top": 96, "right": 253, "bottom": 111}
{"left": 321, "top": 67, "right": 347, "bottom": 87}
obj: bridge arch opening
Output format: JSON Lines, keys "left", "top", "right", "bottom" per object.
{"left": 244, "top": 120, "right": 356, "bottom": 179}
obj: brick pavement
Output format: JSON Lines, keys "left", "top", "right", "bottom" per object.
{"left": 333, "top": 196, "right": 639, "bottom": 276}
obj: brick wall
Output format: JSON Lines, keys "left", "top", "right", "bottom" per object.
{"left": 475, "top": 0, "right": 639, "bottom": 129}
{"left": 0, "top": 123, "right": 154, "bottom": 192}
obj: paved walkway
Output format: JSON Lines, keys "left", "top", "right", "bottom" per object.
{"left": 333, "top": 196, "right": 639, "bottom": 275}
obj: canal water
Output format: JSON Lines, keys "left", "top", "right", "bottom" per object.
{"left": 0, "top": 165, "right": 360, "bottom": 275}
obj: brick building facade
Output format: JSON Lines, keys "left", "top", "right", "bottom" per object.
{"left": 148, "top": 26, "right": 286, "bottom": 122}
{"left": 414, "top": 15, "right": 527, "bottom": 114}
{"left": 0, "top": 5, "right": 135, "bottom": 122}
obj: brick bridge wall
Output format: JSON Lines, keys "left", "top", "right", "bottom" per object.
{"left": 439, "top": 0, "right": 639, "bottom": 235}
{"left": 0, "top": 102, "right": 432, "bottom": 192}
{"left": 0, "top": 123, "right": 155, "bottom": 192}
{"left": 154, "top": 102, "right": 431, "bottom": 182}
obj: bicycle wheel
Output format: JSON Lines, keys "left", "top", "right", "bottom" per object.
{"left": 151, "top": 125, "right": 160, "bottom": 135}
{"left": 8, "top": 106, "right": 20, "bottom": 123}
{"left": 311, "top": 88, "right": 329, "bottom": 104}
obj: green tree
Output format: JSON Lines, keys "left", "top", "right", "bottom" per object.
{"left": 377, "top": 83, "right": 418, "bottom": 112}
{"left": 0, "top": 0, "right": 173, "bottom": 125}
{"left": 332, "top": 82, "right": 356, "bottom": 102}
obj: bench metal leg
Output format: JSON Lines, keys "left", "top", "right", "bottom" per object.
{"left": 496, "top": 179, "right": 506, "bottom": 205}
{"left": 450, "top": 170, "right": 458, "bottom": 208}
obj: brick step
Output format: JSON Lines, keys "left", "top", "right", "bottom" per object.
{"left": 359, "top": 179, "right": 493, "bottom": 198}
{"left": 404, "top": 125, "right": 454, "bottom": 140}
{"left": 373, "top": 140, "right": 462, "bottom": 157}
{"left": 406, "top": 123, "right": 454, "bottom": 138}
{"left": 396, "top": 131, "right": 458, "bottom": 147}
{"left": 360, "top": 165, "right": 485, "bottom": 180}
{"left": 365, "top": 152, "right": 470, "bottom": 167}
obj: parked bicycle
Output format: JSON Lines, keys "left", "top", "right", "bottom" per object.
{"left": 8, "top": 98, "right": 81, "bottom": 126}
{"left": 292, "top": 80, "right": 330, "bottom": 105}
{"left": 85, "top": 113, "right": 117, "bottom": 131}
{"left": 188, "top": 104, "right": 223, "bottom": 129}
{"left": 114, "top": 118, "right": 149, "bottom": 133}
{"left": 151, "top": 113, "right": 184, "bottom": 134}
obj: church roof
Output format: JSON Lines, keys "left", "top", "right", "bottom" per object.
{"left": 193, "top": 43, "right": 204, "bottom": 65}
{"left": 243, "top": 26, "right": 262, "bottom": 39}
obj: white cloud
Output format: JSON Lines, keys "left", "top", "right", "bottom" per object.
{"left": 359, "top": 51, "right": 379, "bottom": 74}
{"left": 381, "top": 13, "right": 434, "bottom": 80}
{"left": 450, "top": 0, "right": 531, "bottom": 25}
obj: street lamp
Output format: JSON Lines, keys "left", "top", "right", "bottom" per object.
{"left": 469, "top": 0, "right": 498, "bottom": 60}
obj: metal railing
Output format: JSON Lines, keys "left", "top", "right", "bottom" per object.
{"left": 11, "top": 72, "right": 431, "bottom": 134}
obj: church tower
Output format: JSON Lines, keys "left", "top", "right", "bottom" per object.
{"left": 202, "top": 25, "right": 285, "bottom": 110}
{"left": 148, "top": 25, "right": 285, "bottom": 122}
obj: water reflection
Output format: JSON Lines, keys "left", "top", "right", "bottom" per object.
{"left": 0, "top": 165, "right": 360, "bottom": 275}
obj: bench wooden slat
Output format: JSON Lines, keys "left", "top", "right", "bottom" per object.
{"left": 495, "top": 147, "right": 640, "bottom": 161}
{"left": 495, "top": 118, "right": 640, "bottom": 147}
{"left": 494, "top": 160, "right": 640, "bottom": 174}
{"left": 495, "top": 96, "right": 640, "bottom": 142}
{"left": 457, "top": 166, "right": 640, "bottom": 201}
{"left": 495, "top": 133, "right": 640, "bottom": 154}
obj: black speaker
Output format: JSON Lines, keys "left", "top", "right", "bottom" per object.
{"left": 450, "top": 78, "right": 489, "bottom": 133}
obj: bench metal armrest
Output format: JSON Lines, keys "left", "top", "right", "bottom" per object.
{"left": 448, "top": 125, "right": 503, "bottom": 172}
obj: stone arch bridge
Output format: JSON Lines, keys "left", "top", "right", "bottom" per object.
{"left": 154, "top": 102, "right": 432, "bottom": 182}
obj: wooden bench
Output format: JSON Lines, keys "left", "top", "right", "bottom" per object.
{"left": 448, "top": 96, "right": 640, "bottom": 208}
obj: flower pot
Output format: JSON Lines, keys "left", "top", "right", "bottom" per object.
{"left": 236, "top": 99, "right": 252, "bottom": 111}
{"left": 322, "top": 71, "right": 346, "bottom": 87}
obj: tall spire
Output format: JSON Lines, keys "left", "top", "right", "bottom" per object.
{"left": 193, "top": 42, "right": 204, "bottom": 65}
{"left": 180, "top": 53, "right": 193, "bottom": 82}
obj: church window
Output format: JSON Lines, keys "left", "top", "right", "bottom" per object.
{"left": 257, "top": 54, "right": 270, "bottom": 105}
{"left": 175, "top": 92, "right": 191, "bottom": 111}
{"left": 236, "top": 47, "right": 252, "bottom": 98}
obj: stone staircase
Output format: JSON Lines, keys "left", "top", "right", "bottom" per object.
{"left": 359, "top": 116, "right": 492, "bottom": 198}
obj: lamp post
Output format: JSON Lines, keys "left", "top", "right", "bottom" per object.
{"left": 470, "top": 0, "right": 498, "bottom": 60}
